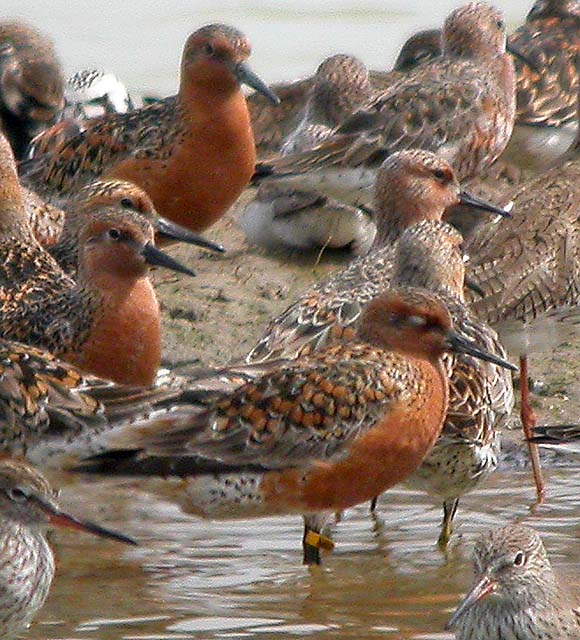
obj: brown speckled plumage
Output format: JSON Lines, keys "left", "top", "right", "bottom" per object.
{"left": 467, "top": 154, "right": 580, "bottom": 334}
{"left": 511, "top": 0, "right": 580, "bottom": 130}
{"left": 501, "top": 0, "right": 580, "bottom": 169}
{"left": 0, "top": 457, "right": 134, "bottom": 638}
{"left": 0, "top": 21, "right": 64, "bottom": 160}
{"left": 20, "top": 24, "right": 275, "bottom": 233}
{"left": 249, "top": 29, "right": 443, "bottom": 158}
{"left": 0, "top": 341, "right": 106, "bottom": 456}
{"left": 23, "top": 96, "right": 184, "bottom": 196}
{"left": 22, "top": 185, "right": 64, "bottom": 247}
{"left": 256, "top": 2, "right": 516, "bottom": 203}
{"left": 448, "top": 524, "right": 580, "bottom": 639}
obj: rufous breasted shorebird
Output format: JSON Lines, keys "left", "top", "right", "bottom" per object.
{"left": 0, "top": 132, "right": 202, "bottom": 386}
{"left": 20, "top": 24, "right": 279, "bottom": 232}
{"left": 71, "top": 287, "right": 516, "bottom": 564}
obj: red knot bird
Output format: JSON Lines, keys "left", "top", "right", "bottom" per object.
{"left": 253, "top": 2, "right": 524, "bottom": 208}
{"left": 71, "top": 287, "right": 516, "bottom": 564}
{"left": 0, "top": 132, "right": 203, "bottom": 386}
{"left": 240, "top": 54, "right": 377, "bottom": 254}
{"left": 20, "top": 24, "right": 279, "bottom": 232}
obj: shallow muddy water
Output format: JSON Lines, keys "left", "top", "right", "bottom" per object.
{"left": 2, "top": 0, "right": 579, "bottom": 638}
{"left": 29, "top": 462, "right": 580, "bottom": 639}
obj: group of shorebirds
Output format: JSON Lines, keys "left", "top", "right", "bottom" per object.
{"left": 0, "top": 0, "right": 577, "bottom": 637}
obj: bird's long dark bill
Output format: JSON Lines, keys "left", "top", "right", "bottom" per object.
{"left": 445, "top": 574, "right": 496, "bottom": 629}
{"left": 236, "top": 62, "right": 280, "bottom": 105}
{"left": 34, "top": 495, "right": 138, "bottom": 546}
{"left": 155, "top": 218, "right": 225, "bottom": 253}
{"left": 446, "top": 331, "right": 517, "bottom": 371}
{"left": 506, "top": 42, "right": 539, "bottom": 72}
{"left": 459, "top": 191, "right": 512, "bottom": 218}
{"left": 141, "top": 242, "right": 196, "bottom": 277}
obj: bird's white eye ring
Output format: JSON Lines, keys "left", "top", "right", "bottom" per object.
{"left": 513, "top": 551, "right": 526, "bottom": 567}
{"left": 7, "top": 487, "right": 28, "bottom": 502}
{"left": 407, "top": 315, "right": 427, "bottom": 327}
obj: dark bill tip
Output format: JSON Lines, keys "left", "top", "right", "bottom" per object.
{"left": 236, "top": 62, "right": 280, "bottom": 105}
{"left": 34, "top": 496, "right": 138, "bottom": 546}
{"left": 141, "top": 242, "right": 196, "bottom": 277}
{"left": 506, "top": 42, "right": 540, "bottom": 73}
{"left": 446, "top": 330, "right": 518, "bottom": 371}
{"left": 155, "top": 217, "right": 225, "bottom": 253}
{"left": 459, "top": 191, "right": 512, "bottom": 218}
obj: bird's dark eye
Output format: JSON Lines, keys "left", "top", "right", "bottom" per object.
{"left": 120, "top": 197, "right": 133, "bottom": 209}
{"left": 433, "top": 168, "right": 447, "bottom": 181}
{"left": 0, "top": 42, "right": 14, "bottom": 57}
{"left": 108, "top": 228, "right": 122, "bottom": 241}
{"left": 7, "top": 487, "right": 28, "bottom": 503}
{"left": 513, "top": 551, "right": 526, "bottom": 566}
{"left": 496, "top": 20, "right": 504, "bottom": 30}
{"left": 204, "top": 43, "right": 215, "bottom": 56}
{"left": 388, "top": 313, "right": 403, "bottom": 326}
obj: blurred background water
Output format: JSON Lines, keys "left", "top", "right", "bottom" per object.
{"left": 2, "top": 1, "right": 578, "bottom": 638}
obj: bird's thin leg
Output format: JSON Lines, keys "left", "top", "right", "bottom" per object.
{"left": 438, "top": 498, "right": 459, "bottom": 550}
{"left": 520, "top": 355, "right": 545, "bottom": 504}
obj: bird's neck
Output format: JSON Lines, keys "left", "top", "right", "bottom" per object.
{"left": 0, "top": 521, "right": 54, "bottom": 637}
{"left": 0, "top": 520, "right": 53, "bottom": 586}
{"left": 372, "top": 211, "right": 439, "bottom": 250}
{"left": 70, "top": 274, "right": 161, "bottom": 385}
{"left": 178, "top": 72, "right": 247, "bottom": 124}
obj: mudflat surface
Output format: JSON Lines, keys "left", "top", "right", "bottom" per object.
{"left": 28, "top": 193, "right": 579, "bottom": 640}
{"left": 155, "top": 193, "right": 580, "bottom": 436}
